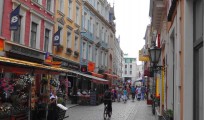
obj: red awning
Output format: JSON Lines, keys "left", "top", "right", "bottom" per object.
{"left": 90, "top": 72, "right": 104, "bottom": 78}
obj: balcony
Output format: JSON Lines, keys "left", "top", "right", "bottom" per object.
{"left": 81, "top": 28, "right": 94, "bottom": 43}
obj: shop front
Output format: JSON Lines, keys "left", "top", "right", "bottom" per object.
{"left": 0, "top": 56, "right": 67, "bottom": 120}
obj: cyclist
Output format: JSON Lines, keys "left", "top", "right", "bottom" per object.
{"left": 103, "top": 87, "right": 112, "bottom": 117}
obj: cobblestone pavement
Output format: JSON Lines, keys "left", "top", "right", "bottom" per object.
{"left": 65, "top": 99, "right": 156, "bottom": 120}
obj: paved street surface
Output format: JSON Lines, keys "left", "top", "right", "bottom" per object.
{"left": 65, "top": 99, "right": 156, "bottom": 120}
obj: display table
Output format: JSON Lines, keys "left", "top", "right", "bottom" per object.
{"left": 10, "top": 113, "right": 28, "bottom": 120}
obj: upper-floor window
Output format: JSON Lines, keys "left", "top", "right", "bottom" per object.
{"left": 33, "top": 0, "right": 42, "bottom": 4}
{"left": 58, "top": 26, "right": 63, "bottom": 45}
{"left": 67, "top": 31, "right": 72, "bottom": 48}
{"left": 125, "top": 71, "right": 127, "bottom": 74}
{"left": 96, "top": 22, "right": 99, "bottom": 37}
{"left": 59, "top": 0, "right": 64, "bottom": 13}
{"left": 74, "top": 35, "right": 79, "bottom": 51}
{"left": 130, "top": 65, "right": 132, "bottom": 68}
{"left": 104, "top": 53, "right": 107, "bottom": 66}
{"left": 68, "top": 0, "right": 73, "bottom": 19}
{"left": 88, "top": 45, "right": 92, "bottom": 61}
{"left": 82, "top": 42, "right": 86, "bottom": 59}
{"left": 30, "top": 22, "right": 38, "bottom": 48}
{"left": 90, "top": 17, "right": 93, "bottom": 33}
{"left": 130, "top": 71, "right": 132, "bottom": 75}
{"left": 76, "top": 6, "right": 80, "bottom": 25}
{"left": 46, "top": 0, "right": 51, "bottom": 11}
{"left": 125, "top": 65, "right": 127, "bottom": 68}
{"left": 13, "top": 16, "right": 22, "bottom": 44}
{"left": 84, "top": 12, "right": 87, "bottom": 29}
{"left": 95, "top": 48, "right": 98, "bottom": 67}
{"left": 44, "top": 28, "right": 50, "bottom": 52}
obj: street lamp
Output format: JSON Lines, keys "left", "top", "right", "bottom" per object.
{"left": 148, "top": 45, "right": 162, "bottom": 115}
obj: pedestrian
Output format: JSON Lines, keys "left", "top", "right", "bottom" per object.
{"left": 141, "top": 86, "right": 146, "bottom": 100}
{"left": 131, "top": 86, "right": 136, "bottom": 101}
{"left": 47, "top": 90, "right": 58, "bottom": 120}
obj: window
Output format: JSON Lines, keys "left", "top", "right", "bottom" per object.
{"left": 104, "top": 53, "right": 107, "bottom": 66}
{"left": 46, "top": 0, "right": 52, "bottom": 11}
{"left": 130, "top": 65, "right": 132, "bottom": 68}
{"left": 67, "top": 31, "right": 71, "bottom": 48}
{"left": 68, "top": 0, "right": 72, "bottom": 19}
{"left": 44, "top": 28, "right": 50, "bottom": 52}
{"left": 74, "top": 36, "right": 78, "bottom": 51}
{"left": 102, "top": 27, "right": 104, "bottom": 41}
{"left": 76, "top": 6, "right": 79, "bottom": 24}
{"left": 101, "top": 51, "right": 103, "bottom": 65}
{"left": 84, "top": 12, "right": 87, "bottom": 29}
{"left": 31, "top": 22, "right": 38, "bottom": 48}
{"left": 130, "top": 71, "right": 132, "bottom": 75}
{"left": 95, "top": 49, "right": 98, "bottom": 67}
{"left": 58, "top": 26, "right": 63, "bottom": 44}
{"left": 88, "top": 45, "right": 92, "bottom": 61}
{"left": 125, "top": 71, "right": 127, "bottom": 74}
{"left": 90, "top": 17, "right": 93, "bottom": 33}
{"left": 13, "top": 16, "right": 21, "bottom": 43}
{"left": 125, "top": 65, "right": 127, "bottom": 68}
{"left": 96, "top": 22, "right": 99, "bottom": 37}
{"left": 59, "top": 0, "right": 64, "bottom": 13}
{"left": 83, "top": 42, "right": 86, "bottom": 59}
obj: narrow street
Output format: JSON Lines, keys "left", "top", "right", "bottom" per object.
{"left": 66, "top": 100, "right": 155, "bottom": 120}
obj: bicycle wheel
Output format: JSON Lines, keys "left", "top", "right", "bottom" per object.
{"left": 103, "top": 106, "right": 109, "bottom": 120}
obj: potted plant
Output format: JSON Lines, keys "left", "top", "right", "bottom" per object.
{"left": 66, "top": 48, "right": 72, "bottom": 55}
{"left": 74, "top": 51, "right": 79, "bottom": 57}
{"left": 164, "top": 109, "right": 173, "bottom": 120}
{"left": 41, "top": 77, "right": 48, "bottom": 84}
{"left": 56, "top": 45, "right": 63, "bottom": 52}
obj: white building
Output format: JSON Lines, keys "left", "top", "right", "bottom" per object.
{"left": 122, "top": 56, "right": 137, "bottom": 84}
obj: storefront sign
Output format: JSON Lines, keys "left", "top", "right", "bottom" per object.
{"left": 88, "top": 62, "right": 95, "bottom": 72}
{"left": 0, "top": 38, "right": 4, "bottom": 51}
{"left": 4, "top": 41, "right": 44, "bottom": 60}
{"left": 139, "top": 49, "right": 149, "bottom": 61}
{"left": 52, "top": 56, "right": 80, "bottom": 71}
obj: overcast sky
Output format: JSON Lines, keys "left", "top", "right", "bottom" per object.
{"left": 107, "top": 0, "right": 150, "bottom": 65}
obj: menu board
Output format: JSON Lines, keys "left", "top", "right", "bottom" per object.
{"left": 90, "top": 91, "right": 96, "bottom": 105}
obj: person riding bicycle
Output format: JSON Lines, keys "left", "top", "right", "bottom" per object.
{"left": 103, "top": 88, "right": 112, "bottom": 115}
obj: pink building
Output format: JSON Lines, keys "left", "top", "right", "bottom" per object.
{"left": 1, "top": 0, "right": 55, "bottom": 62}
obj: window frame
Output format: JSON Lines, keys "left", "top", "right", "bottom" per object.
{"left": 30, "top": 22, "right": 38, "bottom": 48}
{"left": 44, "top": 28, "right": 50, "bottom": 52}
{"left": 68, "top": 0, "right": 73, "bottom": 19}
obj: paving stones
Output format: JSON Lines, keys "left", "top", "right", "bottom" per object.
{"left": 65, "top": 100, "right": 156, "bottom": 120}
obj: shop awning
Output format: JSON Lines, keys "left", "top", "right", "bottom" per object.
{"left": 103, "top": 73, "right": 118, "bottom": 79}
{"left": 0, "top": 56, "right": 108, "bottom": 83}
{"left": 90, "top": 72, "right": 104, "bottom": 78}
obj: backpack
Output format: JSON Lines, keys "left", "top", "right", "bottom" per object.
{"left": 104, "top": 91, "right": 111, "bottom": 99}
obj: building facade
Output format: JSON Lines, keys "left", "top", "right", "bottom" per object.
{"left": 122, "top": 56, "right": 137, "bottom": 83}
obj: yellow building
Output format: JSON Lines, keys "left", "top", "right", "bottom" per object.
{"left": 53, "top": 0, "right": 82, "bottom": 65}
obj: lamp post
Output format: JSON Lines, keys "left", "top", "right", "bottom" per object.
{"left": 148, "top": 45, "right": 162, "bottom": 115}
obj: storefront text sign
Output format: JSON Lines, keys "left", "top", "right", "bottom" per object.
{"left": 4, "top": 42, "right": 44, "bottom": 60}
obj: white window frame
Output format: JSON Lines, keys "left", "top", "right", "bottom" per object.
{"left": 33, "top": 0, "right": 42, "bottom": 5}
{"left": 105, "top": 53, "right": 107, "bottom": 66}
{"left": 101, "top": 51, "right": 103, "bottom": 66}
{"left": 44, "top": 22, "right": 53, "bottom": 52}
{"left": 96, "top": 22, "right": 99, "bottom": 37}
{"left": 95, "top": 48, "right": 98, "bottom": 67}
{"left": 88, "top": 44, "right": 92, "bottom": 61}
{"left": 74, "top": 34, "right": 79, "bottom": 51}
{"left": 68, "top": 0, "right": 73, "bottom": 19}
{"left": 82, "top": 42, "right": 86, "bottom": 59}
{"left": 46, "top": 0, "right": 54, "bottom": 12}
{"left": 67, "top": 29, "right": 72, "bottom": 48}
{"left": 30, "top": 14, "right": 41, "bottom": 49}
{"left": 90, "top": 17, "right": 93, "bottom": 33}
{"left": 75, "top": 5, "right": 80, "bottom": 25}
{"left": 59, "top": 0, "right": 64, "bottom": 13}
{"left": 58, "top": 23, "right": 63, "bottom": 45}
{"left": 11, "top": 5, "right": 26, "bottom": 45}
{"left": 84, "top": 12, "right": 87, "bottom": 29}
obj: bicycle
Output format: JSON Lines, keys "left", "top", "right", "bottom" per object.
{"left": 103, "top": 104, "right": 111, "bottom": 120}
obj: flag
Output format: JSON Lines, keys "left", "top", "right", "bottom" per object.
{"left": 53, "top": 29, "right": 61, "bottom": 46}
{"left": 10, "top": 4, "right": 21, "bottom": 30}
